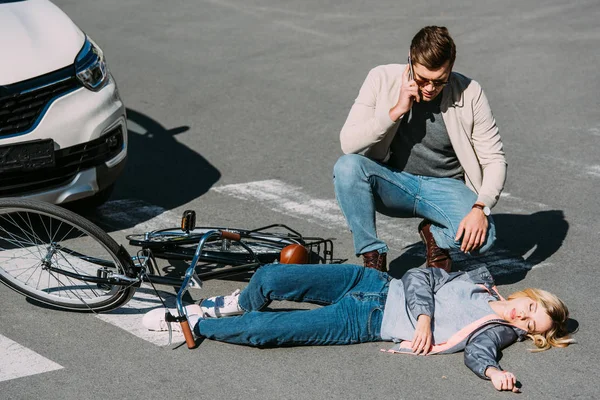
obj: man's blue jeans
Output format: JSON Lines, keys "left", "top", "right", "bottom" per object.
{"left": 333, "top": 154, "right": 496, "bottom": 256}
{"left": 196, "top": 264, "right": 390, "bottom": 346}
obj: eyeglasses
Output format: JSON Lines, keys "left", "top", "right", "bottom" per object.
{"left": 413, "top": 76, "right": 449, "bottom": 89}
{"left": 408, "top": 55, "right": 450, "bottom": 89}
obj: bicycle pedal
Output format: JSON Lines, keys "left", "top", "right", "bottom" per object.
{"left": 181, "top": 210, "right": 196, "bottom": 232}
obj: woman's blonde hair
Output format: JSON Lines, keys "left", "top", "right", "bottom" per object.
{"left": 507, "top": 288, "right": 575, "bottom": 352}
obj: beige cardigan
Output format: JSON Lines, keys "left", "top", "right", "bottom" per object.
{"left": 340, "top": 64, "right": 506, "bottom": 208}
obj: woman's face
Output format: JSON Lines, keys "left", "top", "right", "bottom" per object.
{"left": 502, "top": 296, "right": 553, "bottom": 334}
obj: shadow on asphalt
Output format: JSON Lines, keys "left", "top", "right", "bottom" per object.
{"left": 388, "top": 210, "right": 569, "bottom": 285}
{"left": 81, "top": 108, "right": 221, "bottom": 231}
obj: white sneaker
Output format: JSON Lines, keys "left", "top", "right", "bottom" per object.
{"left": 200, "top": 289, "right": 243, "bottom": 318}
{"left": 142, "top": 305, "right": 202, "bottom": 332}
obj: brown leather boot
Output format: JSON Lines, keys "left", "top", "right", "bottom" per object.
{"left": 362, "top": 250, "right": 387, "bottom": 272}
{"left": 418, "top": 220, "right": 452, "bottom": 273}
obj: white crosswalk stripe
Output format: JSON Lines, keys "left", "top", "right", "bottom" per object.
{"left": 212, "top": 179, "right": 416, "bottom": 247}
{"left": 0, "top": 334, "right": 63, "bottom": 382}
{"left": 211, "top": 179, "right": 552, "bottom": 275}
{"left": 95, "top": 199, "right": 179, "bottom": 232}
{"left": 96, "top": 285, "right": 186, "bottom": 347}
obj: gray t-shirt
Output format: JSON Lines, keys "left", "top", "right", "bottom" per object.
{"left": 387, "top": 94, "right": 464, "bottom": 179}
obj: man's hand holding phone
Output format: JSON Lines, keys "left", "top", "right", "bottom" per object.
{"left": 389, "top": 56, "right": 420, "bottom": 122}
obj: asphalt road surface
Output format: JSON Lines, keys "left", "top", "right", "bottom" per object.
{"left": 1, "top": 1, "right": 598, "bottom": 399}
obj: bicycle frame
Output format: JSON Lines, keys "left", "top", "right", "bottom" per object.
{"left": 44, "top": 230, "right": 332, "bottom": 291}
{"left": 39, "top": 224, "right": 337, "bottom": 294}
{"left": 173, "top": 229, "right": 231, "bottom": 348}
{"left": 146, "top": 229, "right": 246, "bottom": 348}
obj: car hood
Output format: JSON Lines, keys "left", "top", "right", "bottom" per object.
{"left": 0, "top": 0, "right": 85, "bottom": 85}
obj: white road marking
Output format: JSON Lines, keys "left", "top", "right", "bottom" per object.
{"left": 95, "top": 286, "right": 185, "bottom": 347}
{"left": 531, "top": 262, "right": 553, "bottom": 270}
{"left": 586, "top": 165, "right": 600, "bottom": 177}
{"left": 212, "top": 180, "right": 546, "bottom": 276}
{"left": 95, "top": 199, "right": 178, "bottom": 232}
{"left": 202, "top": 0, "right": 337, "bottom": 40}
{"left": 0, "top": 334, "right": 63, "bottom": 382}
{"left": 525, "top": 155, "right": 600, "bottom": 181}
{"left": 212, "top": 179, "right": 416, "bottom": 247}
{"left": 499, "top": 192, "right": 549, "bottom": 209}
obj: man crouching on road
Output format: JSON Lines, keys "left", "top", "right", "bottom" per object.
{"left": 333, "top": 26, "right": 506, "bottom": 272}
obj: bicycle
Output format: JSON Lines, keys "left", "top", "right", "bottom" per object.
{"left": 0, "top": 199, "right": 339, "bottom": 348}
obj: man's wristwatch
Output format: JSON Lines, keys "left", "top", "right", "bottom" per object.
{"left": 472, "top": 203, "right": 491, "bottom": 216}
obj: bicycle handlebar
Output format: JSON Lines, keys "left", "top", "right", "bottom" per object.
{"left": 180, "top": 319, "right": 196, "bottom": 349}
{"left": 175, "top": 229, "right": 239, "bottom": 350}
{"left": 173, "top": 229, "right": 259, "bottom": 349}
{"left": 220, "top": 230, "right": 241, "bottom": 241}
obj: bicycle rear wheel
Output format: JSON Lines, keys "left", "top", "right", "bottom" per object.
{"left": 0, "top": 199, "right": 136, "bottom": 312}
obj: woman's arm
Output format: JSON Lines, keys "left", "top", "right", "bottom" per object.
{"left": 464, "top": 325, "right": 520, "bottom": 390}
{"left": 401, "top": 268, "right": 454, "bottom": 354}
{"left": 401, "top": 267, "right": 451, "bottom": 320}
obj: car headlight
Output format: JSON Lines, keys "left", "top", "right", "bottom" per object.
{"left": 75, "top": 37, "right": 109, "bottom": 91}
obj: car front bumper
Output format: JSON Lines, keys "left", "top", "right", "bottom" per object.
{"left": 0, "top": 74, "right": 128, "bottom": 204}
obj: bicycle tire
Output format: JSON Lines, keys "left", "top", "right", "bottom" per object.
{"left": 128, "top": 227, "right": 302, "bottom": 264}
{"left": 0, "top": 199, "right": 136, "bottom": 312}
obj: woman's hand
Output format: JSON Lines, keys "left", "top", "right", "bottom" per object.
{"left": 486, "top": 368, "right": 521, "bottom": 393}
{"left": 411, "top": 314, "right": 432, "bottom": 355}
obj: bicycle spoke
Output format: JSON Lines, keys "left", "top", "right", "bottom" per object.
{"left": 16, "top": 259, "right": 44, "bottom": 284}
{"left": 16, "top": 212, "right": 46, "bottom": 257}
{"left": 0, "top": 213, "right": 45, "bottom": 258}
{"left": 0, "top": 200, "right": 135, "bottom": 311}
{"left": 55, "top": 250, "right": 104, "bottom": 298}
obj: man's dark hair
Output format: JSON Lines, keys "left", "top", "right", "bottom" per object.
{"left": 410, "top": 26, "right": 456, "bottom": 69}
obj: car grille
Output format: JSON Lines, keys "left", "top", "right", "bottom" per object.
{"left": 0, "top": 126, "right": 125, "bottom": 196}
{"left": 0, "top": 76, "right": 80, "bottom": 138}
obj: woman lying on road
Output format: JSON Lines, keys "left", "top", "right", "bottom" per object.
{"left": 143, "top": 264, "right": 573, "bottom": 392}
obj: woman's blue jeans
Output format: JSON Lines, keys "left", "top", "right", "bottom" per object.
{"left": 196, "top": 264, "right": 390, "bottom": 347}
{"left": 333, "top": 154, "right": 496, "bottom": 255}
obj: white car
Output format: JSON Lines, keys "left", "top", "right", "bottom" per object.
{"left": 0, "top": 0, "right": 127, "bottom": 206}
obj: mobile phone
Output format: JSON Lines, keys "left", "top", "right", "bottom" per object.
{"left": 407, "top": 54, "right": 420, "bottom": 102}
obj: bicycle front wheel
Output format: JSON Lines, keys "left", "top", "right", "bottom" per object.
{"left": 0, "top": 199, "right": 136, "bottom": 312}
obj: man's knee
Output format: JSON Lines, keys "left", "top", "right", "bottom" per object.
{"left": 333, "top": 154, "right": 368, "bottom": 184}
